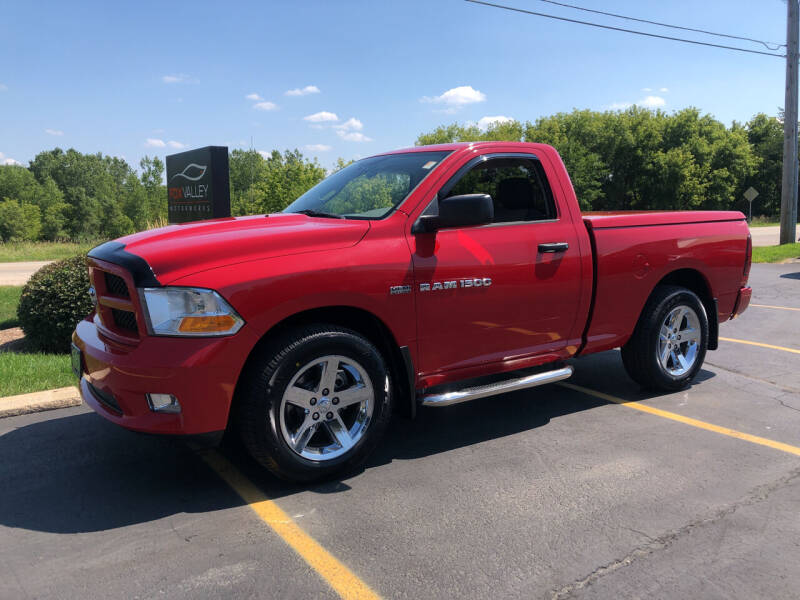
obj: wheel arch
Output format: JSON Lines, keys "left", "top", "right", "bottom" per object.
{"left": 230, "top": 305, "right": 415, "bottom": 428}
{"left": 650, "top": 268, "right": 718, "bottom": 350}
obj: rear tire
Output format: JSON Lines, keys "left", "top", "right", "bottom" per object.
{"left": 621, "top": 285, "right": 708, "bottom": 391}
{"left": 237, "top": 325, "right": 392, "bottom": 482}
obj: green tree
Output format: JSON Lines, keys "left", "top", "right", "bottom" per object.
{"left": 417, "top": 107, "right": 758, "bottom": 213}
{"left": 0, "top": 165, "right": 68, "bottom": 239}
{"left": 139, "top": 156, "right": 166, "bottom": 225}
{"left": 28, "top": 148, "right": 136, "bottom": 239}
{"left": 229, "top": 149, "right": 264, "bottom": 195}
{"left": 744, "top": 113, "right": 783, "bottom": 217}
{"left": 232, "top": 149, "right": 326, "bottom": 215}
{"left": 139, "top": 155, "right": 164, "bottom": 191}
{"left": 0, "top": 198, "right": 41, "bottom": 241}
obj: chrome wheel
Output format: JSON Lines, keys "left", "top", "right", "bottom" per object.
{"left": 657, "top": 305, "right": 701, "bottom": 377}
{"left": 278, "top": 355, "right": 374, "bottom": 461}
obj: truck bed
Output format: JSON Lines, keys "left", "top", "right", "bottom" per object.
{"left": 580, "top": 210, "right": 750, "bottom": 356}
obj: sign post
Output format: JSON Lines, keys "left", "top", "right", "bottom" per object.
{"left": 166, "top": 146, "right": 230, "bottom": 224}
{"left": 743, "top": 186, "right": 759, "bottom": 223}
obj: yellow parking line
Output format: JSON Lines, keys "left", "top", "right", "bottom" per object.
{"left": 559, "top": 382, "right": 800, "bottom": 457}
{"left": 202, "top": 451, "right": 380, "bottom": 600}
{"left": 750, "top": 303, "right": 800, "bottom": 312}
{"left": 719, "top": 336, "right": 800, "bottom": 355}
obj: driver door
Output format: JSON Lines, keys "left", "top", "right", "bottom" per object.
{"left": 409, "top": 153, "right": 584, "bottom": 380}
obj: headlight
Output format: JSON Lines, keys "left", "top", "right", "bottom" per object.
{"left": 140, "top": 287, "right": 244, "bottom": 337}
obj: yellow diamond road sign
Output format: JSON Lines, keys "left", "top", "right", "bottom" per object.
{"left": 744, "top": 187, "right": 759, "bottom": 202}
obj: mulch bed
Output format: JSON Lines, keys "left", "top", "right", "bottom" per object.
{"left": 0, "top": 327, "right": 26, "bottom": 353}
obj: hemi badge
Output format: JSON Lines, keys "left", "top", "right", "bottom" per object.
{"left": 390, "top": 285, "right": 411, "bottom": 295}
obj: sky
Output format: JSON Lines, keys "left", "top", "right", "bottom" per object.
{"left": 0, "top": 0, "right": 790, "bottom": 171}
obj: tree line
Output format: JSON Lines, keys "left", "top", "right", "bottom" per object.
{"left": 0, "top": 107, "right": 786, "bottom": 243}
{"left": 418, "top": 108, "right": 783, "bottom": 216}
{"left": 0, "top": 148, "right": 329, "bottom": 242}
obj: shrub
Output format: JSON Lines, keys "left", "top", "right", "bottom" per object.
{"left": 18, "top": 254, "right": 93, "bottom": 353}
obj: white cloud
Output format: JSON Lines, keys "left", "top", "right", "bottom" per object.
{"left": 641, "top": 95, "right": 666, "bottom": 108}
{"left": 0, "top": 152, "right": 22, "bottom": 166}
{"left": 285, "top": 85, "right": 320, "bottom": 96}
{"left": 304, "top": 111, "right": 339, "bottom": 123}
{"left": 0, "top": 83, "right": 7, "bottom": 92}
{"left": 167, "top": 140, "right": 186, "bottom": 149}
{"left": 641, "top": 87, "right": 652, "bottom": 92}
{"left": 333, "top": 117, "right": 363, "bottom": 131}
{"left": 162, "top": 74, "right": 197, "bottom": 84}
{"left": 245, "top": 93, "right": 263, "bottom": 101}
{"left": 305, "top": 144, "right": 332, "bottom": 152}
{"left": 421, "top": 85, "right": 487, "bottom": 107}
{"left": 608, "top": 102, "right": 632, "bottom": 111}
{"left": 608, "top": 95, "right": 665, "bottom": 111}
{"left": 253, "top": 101, "right": 278, "bottom": 111}
{"left": 258, "top": 150, "right": 273, "bottom": 159}
{"left": 145, "top": 138, "right": 167, "bottom": 148}
{"left": 659, "top": 87, "right": 669, "bottom": 93}
{"left": 477, "top": 115, "right": 512, "bottom": 130}
{"left": 45, "top": 128, "right": 64, "bottom": 136}
{"left": 337, "top": 131, "right": 372, "bottom": 142}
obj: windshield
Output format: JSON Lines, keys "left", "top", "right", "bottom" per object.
{"left": 284, "top": 151, "right": 451, "bottom": 219}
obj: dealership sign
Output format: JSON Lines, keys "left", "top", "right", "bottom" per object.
{"left": 166, "top": 146, "right": 230, "bottom": 223}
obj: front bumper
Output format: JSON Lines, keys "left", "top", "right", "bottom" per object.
{"left": 72, "top": 316, "right": 258, "bottom": 435}
{"left": 731, "top": 286, "right": 752, "bottom": 319}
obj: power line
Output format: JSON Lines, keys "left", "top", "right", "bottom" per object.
{"left": 533, "top": 0, "right": 785, "bottom": 51}
{"left": 464, "top": 0, "right": 786, "bottom": 58}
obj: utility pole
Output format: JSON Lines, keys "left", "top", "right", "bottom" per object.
{"left": 780, "top": 0, "right": 799, "bottom": 244}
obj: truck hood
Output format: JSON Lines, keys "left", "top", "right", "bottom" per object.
{"left": 107, "top": 213, "right": 370, "bottom": 285}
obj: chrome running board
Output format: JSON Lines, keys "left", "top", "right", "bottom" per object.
{"left": 420, "top": 365, "right": 574, "bottom": 407}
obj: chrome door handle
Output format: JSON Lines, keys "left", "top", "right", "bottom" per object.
{"left": 538, "top": 242, "right": 569, "bottom": 253}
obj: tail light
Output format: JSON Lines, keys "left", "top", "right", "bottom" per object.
{"left": 742, "top": 233, "right": 752, "bottom": 287}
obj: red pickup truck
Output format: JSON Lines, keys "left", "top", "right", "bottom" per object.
{"left": 73, "top": 142, "right": 752, "bottom": 481}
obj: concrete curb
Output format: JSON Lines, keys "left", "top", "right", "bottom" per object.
{"left": 0, "top": 386, "right": 82, "bottom": 418}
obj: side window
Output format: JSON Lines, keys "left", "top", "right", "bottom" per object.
{"left": 439, "top": 157, "right": 556, "bottom": 224}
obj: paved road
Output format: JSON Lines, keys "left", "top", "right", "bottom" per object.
{"left": 749, "top": 225, "right": 783, "bottom": 247}
{"left": 0, "top": 261, "right": 52, "bottom": 285}
{"left": 1, "top": 263, "right": 798, "bottom": 599}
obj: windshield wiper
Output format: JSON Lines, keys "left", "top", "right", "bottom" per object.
{"left": 293, "top": 209, "right": 345, "bottom": 219}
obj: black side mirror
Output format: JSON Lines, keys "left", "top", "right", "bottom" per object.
{"left": 412, "top": 194, "right": 494, "bottom": 233}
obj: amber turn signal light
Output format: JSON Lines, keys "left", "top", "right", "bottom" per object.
{"left": 178, "top": 315, "right": 238, "bottom": 333}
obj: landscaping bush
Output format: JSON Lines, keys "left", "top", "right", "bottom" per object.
{"left": 18, "top": 254, "right": 93, "bottom": 353}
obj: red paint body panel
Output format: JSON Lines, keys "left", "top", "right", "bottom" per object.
{"left": 72, "top": 316, "right": 260, "bottom": 434}
{"left": 72, "top": 142, "right": 752, "bottom": 435}
{"left": 583, "top": 210, "right": 745, "bottom": 228}
{"left": 732, "top": 286, "right": 752, "bottom": 318}
{"left": 115, "top": 213, "right": 370, "bottom": 285}
{"left": 581, "top": 217, "right": 750, "bottom": 354}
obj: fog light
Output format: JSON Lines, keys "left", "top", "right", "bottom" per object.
{"left": 146, "top": 393, "right": 181, "bottom": 413}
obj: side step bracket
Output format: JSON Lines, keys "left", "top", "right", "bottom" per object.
{"left": 420, "top": 365, "right": 574, "bottom": 407}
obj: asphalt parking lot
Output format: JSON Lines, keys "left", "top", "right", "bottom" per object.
{"left": 1, "top": 263, "right": 798, "bottom": 600}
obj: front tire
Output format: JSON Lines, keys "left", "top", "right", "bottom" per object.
{"left": 621, "top": 285, "right": 708, "bottom": 391}
{"left": 237, "top": 325, "right": 392, "bottom": 482}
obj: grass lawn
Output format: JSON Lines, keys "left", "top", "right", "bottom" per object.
{"left": 0, "top": 350, "right": 75, "bottom": 396}
{"left": 0, "top": 241, "right": 99, "bottom": 262}
{"left": 752, "top": 243, "right": 800, "bottom": 263}
{"left": 0, "top": 286, "right": 22, "bottom": 329}
{"left": 0, "top": 283, "right": 77, "bottom": 396}
{"left": 748, "top": 220, "right": 780, "bottom": 227}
